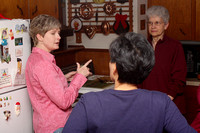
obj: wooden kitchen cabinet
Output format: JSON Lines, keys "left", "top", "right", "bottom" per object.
{"left": 29, "top": 0, "right": 59, "bottom": 19}
{"left": 0, "top": 0, "right": 28, "bottom": 19}
{"left": 196, "top": 0, "right": 200, "bottom": 41}
{"left": 148, "top": 0, "right": 196, "bottom": 41}
{"left": 0, "top": 0, "right": 59, "bottom": 19}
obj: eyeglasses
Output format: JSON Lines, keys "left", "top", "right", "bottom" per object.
{"left": 147, "top": 21, "right": 164, "bottom": 26}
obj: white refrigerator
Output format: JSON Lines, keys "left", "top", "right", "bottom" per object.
{"left": 0, "top": 19, "right": 33, "bottom": 133}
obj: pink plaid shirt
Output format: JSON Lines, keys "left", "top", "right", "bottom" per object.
{"left": 25, "top": 47, "right": 87, "bottom": 133}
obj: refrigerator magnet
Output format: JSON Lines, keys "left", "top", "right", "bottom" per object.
{"left": 15, "top": 24, "right": 28, "bottom": 33}
{"left": 15, "top": 48, "right": 23, "bottom": 57}
{"left": 1, "top": 39, "right": 8, "bottom": 46}
{"left": 0, "top": 28, "right": 9, "bottom": 39}
{"left": 3, "top": 110, "right": 11, "bottom": 121}
{"left": 15, "top": 38, "right": 23, "bottom": 46}
{"left": 15, "top": 102, "right": 21, "bottom": 116}
{"left": 20, "top": 24, "right": 28, "bottom": 33}
{"left": 1, "top": 46, "right": 11, "bottom": 63}
{"left": 9, "top": 29, "right": 14, "bottom": 40}
{"left": 0, "top": 75, "right": 12, "bottom": 89}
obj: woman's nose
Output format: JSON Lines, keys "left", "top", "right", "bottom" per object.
{"left": 57, "top": 33, "right": 61, "bottom": 40}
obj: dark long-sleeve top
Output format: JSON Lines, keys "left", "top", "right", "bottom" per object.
{"left": 141, "top": 35, "right": 187, "bottom": 98}
{"left": 62, "top": 89, "right": 196, "bottom": 133}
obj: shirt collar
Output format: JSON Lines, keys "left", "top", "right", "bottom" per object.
{"left": 32, "top": 47, "right": 56, "bottom": 64}
{"left": 148, "top": 34, "right": 168, "bottom": 45}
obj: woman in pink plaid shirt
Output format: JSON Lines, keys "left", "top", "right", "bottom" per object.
{"left": 25, "top": 14, "right": 92, "bottom": 133}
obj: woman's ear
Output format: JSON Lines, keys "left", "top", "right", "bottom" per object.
{"left": 164, "top": 23, "right": 169, "bottom": 30}
{"left": 113, "top": 63, "right": 118, "bottom": 75}
{"left": 36, "top": 34, "right": 43, "bottom": 42}
{"left": 109, "top": 62, "right": 118, "bottom": 81}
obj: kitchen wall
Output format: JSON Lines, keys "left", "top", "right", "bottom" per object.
{"left": 66, "top": 0, "right": 147, "bottom": 49}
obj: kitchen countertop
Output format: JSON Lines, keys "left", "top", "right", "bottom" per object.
{"left": 79, "top": 75, "right": 114, "bottom": 94}
{"left": 79, "top": 77, "right": 200, "bottom": 90}
{"left": 186, "top": 78, "right": 200, "bottom": 86}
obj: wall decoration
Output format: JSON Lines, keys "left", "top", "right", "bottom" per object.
{"left": 71, "top": 9, "right": 83, "bottom": 32}
{"left": 140, "top": 19, "right": 145, "bottom": 30}
{"left": 70, "top": 0, "right": 80, "bottom": 4}
{"left": 93, "top": 0, "right": 105, "bottom": 4}
{"left": 85, "top": 25, "right": 97, "bottom": 39}
{"left": 68, "top": 0, "right": 133, "bottom": 40}
{"left": 113, "top": 8, "right": 129, "bottom": 34}
{"left": 140, "top": 4, "right": 146, "bottom": 15}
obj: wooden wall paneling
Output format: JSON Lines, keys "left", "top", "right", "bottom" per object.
{"left": 75, "top": 49, "right": 110, "bottom": 75}
{"left": 54, "top": 51, "right": 77, "bottom": 68}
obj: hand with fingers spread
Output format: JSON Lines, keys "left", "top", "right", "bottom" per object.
{"left": 77, "top": 59, "right": 93, "bottom": 77}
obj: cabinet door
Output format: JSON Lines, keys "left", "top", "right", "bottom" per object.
{"left": 0, "top": 0, "right": 28, "bottom": 19}
{"left": 148, "top": 0, "right": 194, "bottom": 40}
{"left": 29, "top": 0, "right": 59, "bottom": 19}
{"left": 196, "top": 0, "right": 200, "bottom": 41}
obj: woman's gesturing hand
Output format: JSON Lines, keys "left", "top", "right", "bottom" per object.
{"left": 77, "top": 59, "right": 93, "bottom": 77}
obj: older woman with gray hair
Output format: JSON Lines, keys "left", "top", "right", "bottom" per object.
{"left": 141, "top": 5, "right": 187, "bottom": 114}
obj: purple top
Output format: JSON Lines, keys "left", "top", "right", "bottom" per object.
{"left": 62, "top": 89, "right": 196, "bottom": 133}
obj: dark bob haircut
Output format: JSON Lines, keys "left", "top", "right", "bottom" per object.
{"left": 109, "top": 32, "right": 155, "bottom": 84}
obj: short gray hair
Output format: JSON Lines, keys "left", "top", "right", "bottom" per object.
{"left": 146, "top": 5, "right": 169, "bottom": 24}
{"left": 29, "top": 14, "right": 61, "bottom": 46}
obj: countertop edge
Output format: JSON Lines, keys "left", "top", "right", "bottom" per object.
{"left": 186, "top": 78, "right": 200, "bottom": 86}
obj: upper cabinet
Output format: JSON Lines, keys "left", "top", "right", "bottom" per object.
{"left": 0, "top": 0, "right": 59, "bottom": 19}
{"left": 0, "top": 0, "right": 29, "bottom": 19}
{"left": 196, "top": 0, "right": 200, "bottom": 41}
{"left": 148, "top": 0, "right": 197, "bottom": 41}
{"left": 29, "top": 0, "right": 59, "bottom": 19}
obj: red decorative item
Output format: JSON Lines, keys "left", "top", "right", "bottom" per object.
{"left": 0, "top": 14, "right": 11, "bottom": 20}
{"left": 114, "top": 14, "right": 128, "bottom": 30}
{"left": 113, "top": 9, "right": 130, "bottom": 35}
